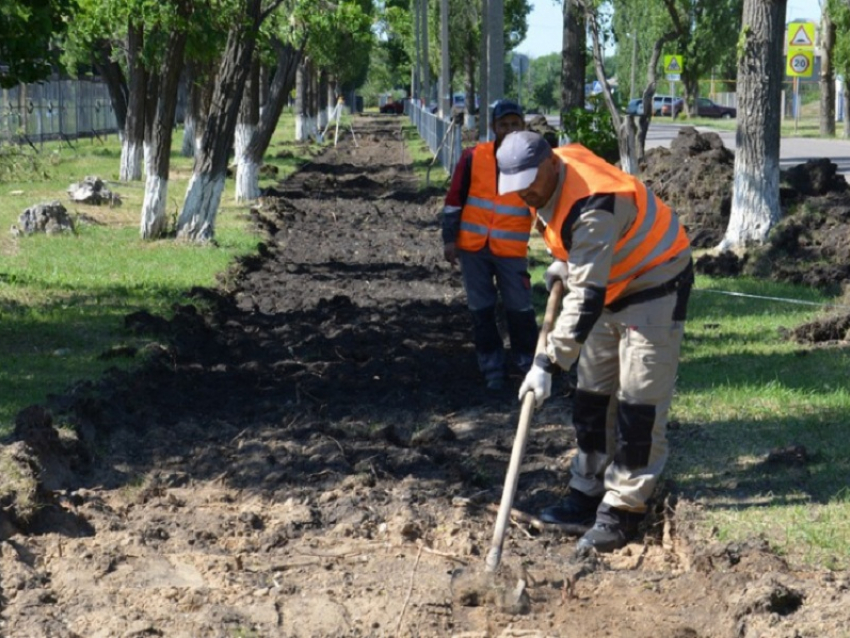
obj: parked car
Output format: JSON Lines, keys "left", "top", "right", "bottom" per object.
{"left": 660, "top": 98, "right": 684, "bottom": 117}
{"left": 695, "top": 97, "right": 736, "bottom": 119}
{"left": 625, "top": 98, "right": 644, "bottom": 116}
{"left": 379, "top": 100, "right": 405, "bottom": 115}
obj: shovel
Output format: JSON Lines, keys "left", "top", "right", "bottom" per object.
{"left": 451, "top": 280, "right": 565, "bottom": 611}
{"left": 485, "top": 278, "right": 564, "bottom": 573}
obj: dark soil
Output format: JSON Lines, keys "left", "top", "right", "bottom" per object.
{"left": 2, "top": 117, "right": 850, "bottom": 637}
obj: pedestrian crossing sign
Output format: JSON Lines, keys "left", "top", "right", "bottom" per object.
{"left": 787, "top": 22, "right": 816, "bottom": 49}
{"left": 664, "top": 55, "right": 684, "bottom": 75}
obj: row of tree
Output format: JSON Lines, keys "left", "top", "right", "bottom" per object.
{"left": 369, "top": 0, "right": 850, "bottom": 250}
{"left": 1, "top": 0, "right": 374, "bottom": 243}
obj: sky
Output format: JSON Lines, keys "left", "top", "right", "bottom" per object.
{"left": 515, "top": 0, "right": 824, "bottom": 60}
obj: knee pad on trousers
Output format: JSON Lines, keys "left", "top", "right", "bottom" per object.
{"left": 573, "top": 389, "right": 609, "bottom": 454}
{"left": 470, "top": 306, "right": 502, "bottom": 354}
{"left": 614, "top": 401, "right": 656, "bottom": 469}
{"left": 505, "top": 309, "right": 538, "bottom": 359}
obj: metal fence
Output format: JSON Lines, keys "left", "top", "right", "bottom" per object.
{"left": 407, "top": 100, "right": 462, "bottom": 177}
{"left": 1, "top": 78, "right": 118, "bottom": 146}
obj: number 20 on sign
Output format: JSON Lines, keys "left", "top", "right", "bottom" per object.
{"left": 786, "top": 48, "right": 813, "bottom": 77}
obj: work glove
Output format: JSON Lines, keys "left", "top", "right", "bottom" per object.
{"left": 544, "top": 260, "right": 568, "bottom": 292}
{"left": 518, "top": 363, "right": 552, "bottom": 408}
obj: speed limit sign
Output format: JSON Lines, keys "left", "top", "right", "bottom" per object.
{"left": 786, "top": 48, "right": 813, "bottom": 77}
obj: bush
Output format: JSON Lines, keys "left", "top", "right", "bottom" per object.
{"left": 560, "top": 104, "right": 619, "bottom": 164}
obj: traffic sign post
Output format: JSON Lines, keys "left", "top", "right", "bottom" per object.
{"left": 663, "top": 55, "right": 684, "bottom": 117}
{"left": 785, "top": 45, "right": 814, "bottom": 133}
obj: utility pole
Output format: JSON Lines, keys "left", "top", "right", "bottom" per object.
{"left": 478, "top": 0, "right": 489, "bottom": 140}
{"left": 413, "top": 0, "right": 420, "bottom": 100}
{"left": 440, "top": 0, "right": 450, "bottom": 117}
{"left": 422, "top": 0, "right": 431, "bottom": 106}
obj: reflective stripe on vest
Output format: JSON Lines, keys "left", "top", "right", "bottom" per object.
{"left": 545, "top": 144, "right": 690, "bottom": 305}
{"left": 456, "top": 142, "right": 533, "bottom": 258}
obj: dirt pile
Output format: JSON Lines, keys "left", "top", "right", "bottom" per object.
{"left": 641, "top": 127, "right": 735, "bottom": 249}
{"left": 2, "top": 117, "right": 850, "bottom": 637}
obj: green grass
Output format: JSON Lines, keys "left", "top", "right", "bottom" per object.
{"left": 673, "top": 275, "right": 850, "bottom": 569}
{"left": 0, "top": 111, "right": 312, "bottom": 433}
{"left": 400, "top": 120, "right": 445, "bottom": 188}
{"left": 528, "top": 250, "right": 850, "bottom": 570}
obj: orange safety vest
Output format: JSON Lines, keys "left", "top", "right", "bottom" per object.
{"left": 456, "top": 142, "right": 533, "bottom": 258}
{"left": 543, "top": 144, "right": 690, "bottom": 305}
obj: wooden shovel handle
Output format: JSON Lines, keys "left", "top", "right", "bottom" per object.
{"left": 485, "top": 279, "right": 564, "bottom": 573}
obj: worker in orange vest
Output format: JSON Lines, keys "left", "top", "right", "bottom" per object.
{"left": 441, "top": 100, "right": 538, "bottom": 391}
{"left": 497, "top": 131, "right": 693, "bottom": 553}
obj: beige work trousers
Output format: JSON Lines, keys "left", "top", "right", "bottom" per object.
{"left": 569, "top": 291, "right": 685, "bottom": 514}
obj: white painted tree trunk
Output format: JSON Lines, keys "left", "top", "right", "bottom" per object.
{"left": 295, "top": 114, "right": 306, "bottom": 141}
{"left": 120, "top": 140, "right": 143, "bottom": 181}
{"left": 182, "top": 114, "right": 195, "bottom": 157}
{"left": 177, "top": 172, "right": 226, "bottom": 242}
{"left": 235, "top": 156, "right": 260, "bottom": 202}
{"left": 143, "top": 141, "right": 153, "bottom": 178}
{"left": 317, "top": 108, "right": 328, "bottom": 130}
{"left": 234, "top": 123, "right": 255, "bottom": 163}
{"left": 718, "top": 0, "right": 785, "bottom": 250}
{"left": 140, "top": 175, "right": 169, "bottom": 239}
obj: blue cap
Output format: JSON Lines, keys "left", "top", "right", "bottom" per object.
{"left": 491, "top": 99, "right": 524, "bottom": 124}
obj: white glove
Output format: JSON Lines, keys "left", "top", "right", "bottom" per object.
{"left": 544, "top": 260, "right": 568, "bottom": 292}
{"left": 518, "top": 364, "right": 552, "bottom": 407}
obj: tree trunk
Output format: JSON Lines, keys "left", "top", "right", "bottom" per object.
{"left": 295, "top": 60, "right": 308, "bottom": 141}
{"left": 413, "top": 0, "right": 421, "bottom": 100}
{"left": 177, "top": 0, "right": 264, "bottom": 242}
{"left": 635, "top": 34, "right": 675, "bottom": 161}
{"left": 845, "top": 79, "right": 850, "bottom": 139}
{"left": 560, "top": 0, "right": 586, "bottom": 121}
{"left": 181, "top": 63, "right": 206, "bottom": 157}
{"left": 719, "top": 0, "right": 786, "bottom": 250}
{"left": 307, "top": 59, "right": 317, "bottom": 138}
{"left": 93, "top": 40, "right": 128, "bottom": 140}
{"left": 584, "top": 6, "right": 635, "bottom": 173}
{"left": 140, "top": 4, "right": 190, "bottom": 239}
{"left": 439, "top": 0, "right": 450, "bottom": 117}
{"left": 820, "top": 6, "right": 836, "bottom": 137}
{"left": 488, "top": 0, "right": 504, "bottom": 107}
{"left": 478, "top": 0, "right": 489, "bottom": 140}
{"left": 422, "top": 0, "right": 430, "bottom": 105}
{"left": 317, "top": 69, "right": 329, "bottom": 130}
{"left": 258, "top": 62, "right": 270, "bottom": 114}
{"left": 236, "top": 38, "right": 302, "bottom": 202}
{"left": 120, "top": 22, "right": 145, "bottom": 181}
{"left": 464, "top": 31, "right": 476, "bottom": 130}
{"left": 235, "top": 55, "right": 260, "bottom": 163}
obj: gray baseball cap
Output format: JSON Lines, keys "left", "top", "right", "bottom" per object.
{"left": 496, "top": 131, "right": 553, "bottom": 195}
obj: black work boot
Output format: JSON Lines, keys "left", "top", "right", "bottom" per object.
{"left": 576, "top": 504, "right": 643, "bottom": 554}
{"left": 538, "top": 490, "right": 602, "bottom": 531}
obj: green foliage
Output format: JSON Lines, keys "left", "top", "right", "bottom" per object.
{"left": 560, "top": 104, "right": 618, "bottom": 163}
{"left": 528, "top": 53, "right": 560, "bottom": 113}
{"left": 0, "top": 0, "right": 78, "bottom": 88}
{"left": 0, "top": 143, "right": 57, "bottom": 182}
{"left": 304, "top": 0, "right": 374, "bottom": 91}
{"left": 829, "top": 0, "right": 850, "bottom": 81}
